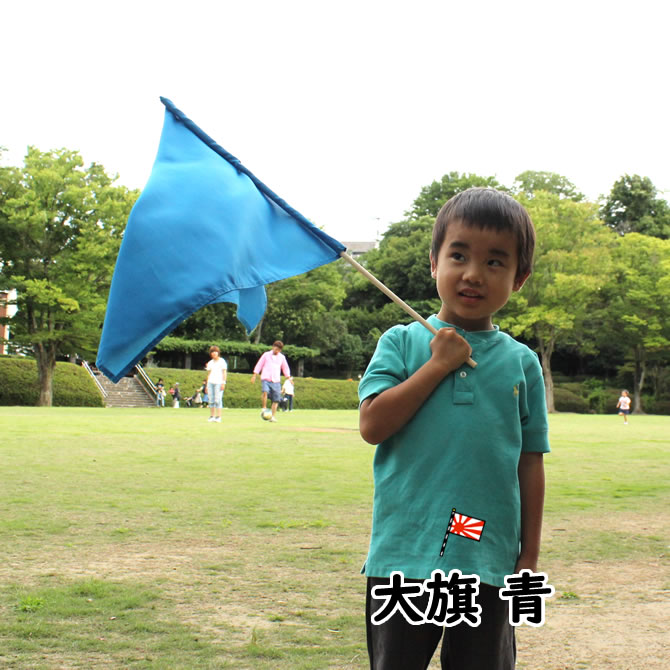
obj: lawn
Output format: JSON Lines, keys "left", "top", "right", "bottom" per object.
{"left": 0, "top": 408, "right": 668, "bottom": 669}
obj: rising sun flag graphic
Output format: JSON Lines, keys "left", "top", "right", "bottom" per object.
{"left": 96, "top": 97, "right": 346, "bottom": 382}
{"left": 439, "top": 508, "right": 486, "bottom": 556}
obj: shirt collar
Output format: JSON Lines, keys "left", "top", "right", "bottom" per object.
{"left": 428, "top": 315, "right": 502, "bottom": 349}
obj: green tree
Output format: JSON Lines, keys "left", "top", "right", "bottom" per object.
{"left": 0, "top": 148, "right": 138, "bottom": 405}
{"left": 601, "top": 233, "right": 670, "bottom": 412}
{"left": 498, "top": 192, "right": 615, "bottom": 412}
{"left": 172, "top": 302, "right": 248, "bottom": 343}
{"left": 600, "top": 174, "right": 670, "bottom": 238}
{"left": 513, "top": 170, "right": 584, "bottom": 201}
{"left": 258, "top": 262, "right": 347, "bottom": 348}
{"left": 406, "top": 171, "right": 507, "bottom": 219}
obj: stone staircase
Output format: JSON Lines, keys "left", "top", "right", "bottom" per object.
{"left": 95, "top": 373, "right": 156, "bottom": 408}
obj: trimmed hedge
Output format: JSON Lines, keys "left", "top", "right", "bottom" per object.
{"left": 0, "top": 357, "right": 104, "bottom": 407}
{"left": 552, "top": 387, "right": 590, "bottom": 413}
{"left": 155, "top": 337, "right": 319, "bottom": 360}
{"left": 147, "top": 367, "right": 360, "bottom": 410}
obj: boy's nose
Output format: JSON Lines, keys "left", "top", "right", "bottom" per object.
{"left": 462, "top": 264, "right": 483, "bottom": 285}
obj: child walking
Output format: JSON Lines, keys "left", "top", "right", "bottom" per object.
{"left": 358, "top": 188, "right": 550, "bottom": 670}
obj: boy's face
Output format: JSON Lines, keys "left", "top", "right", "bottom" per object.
{"left": 430, "top": 220, "right": 528, "bottom": 331}
{"left": 210, "top": 350, "right": 219, "bottom": 359}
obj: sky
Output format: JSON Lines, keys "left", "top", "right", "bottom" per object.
{"left": 2, "top": 0, "right": 668, "bottom": 243}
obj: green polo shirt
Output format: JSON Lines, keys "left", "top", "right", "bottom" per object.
{"left": 358, "top": 316, "right": 550, "bottom": 587}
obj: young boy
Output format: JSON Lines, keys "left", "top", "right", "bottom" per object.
{"left": 251, "top": 341, "right": 291, "bottom": 422}
{"left": 206, "top": 345, "right": 227, "bottom": 423}
{"left": 358, "top": 188, "right": 550, "bottom": 670}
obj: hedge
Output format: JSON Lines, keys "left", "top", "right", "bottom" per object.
{"left": 552, "top": 387, "right": 590, "bottom": 413}
{"left": 147, "top": 367, "right": 360, "bottom": 410}
{"left": 0, "top": 357, "right": 104, "bottom": 407}
{"left": 154, "top": 337, "right": 319, "bottom": 360}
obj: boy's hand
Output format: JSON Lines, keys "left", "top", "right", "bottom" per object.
{"left": 429, "top": 328, "right": 472, "bottom": 375}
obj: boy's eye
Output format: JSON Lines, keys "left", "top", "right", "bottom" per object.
{"left": 451, "top": 252, "right": 465, "bottom": 262}
{"left": 488, "top": 259, "right": 503, "bottom": 267}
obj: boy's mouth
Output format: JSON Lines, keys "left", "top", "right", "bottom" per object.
{"left": 458, "top": 289, "right": 483, "bottom": 300}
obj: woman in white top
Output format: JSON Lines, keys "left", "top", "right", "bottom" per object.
{"left": 206, "top": 345, "right": 227, "bottom": 423}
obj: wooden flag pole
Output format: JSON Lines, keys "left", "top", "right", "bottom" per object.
{"left": 339, "top": 251, "right": 477, "bottom": 368}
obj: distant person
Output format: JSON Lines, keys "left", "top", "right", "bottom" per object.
{"left": 206, "top": 345, "right": 227, "bottom": 423}
{"left": 358, "top": 188, "right": 549, "bottom": 670}
{"left": 616, "top": 389, "right": 631, "bottom": 424}
{"left": 281, "top": 376, "right": 295, "bottom": 412}
{"left": 171, "top": 382, "right": 181, "bottom": 408}
{"left": 251, "top": 340, "right": 291, "bottom": 422}
{"left": 199, "top": 379, "right": 209, "bottom": 408}
{"left": 155, "top": 378, "right": 165, "bottom": 407}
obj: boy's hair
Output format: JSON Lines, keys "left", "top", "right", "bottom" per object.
{"left": 272, "top": 340, "right": 284, "bottom": 349}
{"left": 209, "top": 345, "right": 220, "bottom": 354}
{"left": 432, "top": 187, "right": 536, "bottom": 280}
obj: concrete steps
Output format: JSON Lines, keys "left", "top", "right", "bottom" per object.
{"left": 95, "top": 373, "right": 156, "bottom": 408}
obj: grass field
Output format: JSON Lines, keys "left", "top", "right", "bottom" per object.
{"left": 1, "top": 408, "right": 668, "bottom": 669}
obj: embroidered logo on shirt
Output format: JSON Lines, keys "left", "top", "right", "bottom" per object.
{"left": 513, "top": 385, "right": 519, "bottom": 397}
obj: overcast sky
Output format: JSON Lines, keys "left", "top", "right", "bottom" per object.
{"left": 2, "top": 0, "right": 668, "bottom": 242}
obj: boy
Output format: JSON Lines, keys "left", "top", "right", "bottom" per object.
{"left": 281, "top": 376, "right": 295, "bottom": 411}
{"left": 359, "top": 188, "right": 550, "bottom": 670}
{"left": 251, "top": 340, "right": 291, "bottom": 422}
{"left": 206, "top": 345, "right": 227, "bottom": 423}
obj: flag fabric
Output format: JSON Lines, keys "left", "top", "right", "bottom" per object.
{"left": 449, "top": 512, "right": 485, "bottom": 541}
{"left": 439, "top": 508, "right": 486, "bottom": 556}
{"left": 96, "top": 97, "right": 345, "bottom": 383}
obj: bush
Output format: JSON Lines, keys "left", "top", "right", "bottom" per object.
{"left": 553, "top": 387, "right": 590, "bottom": 413}
{"left": 0, "top": 357, "right": 104, "bottom": 407}
{"left": 149, "top": 367, "right": 360, "bottom": 410}
{"left": 651, "top": 400, "right": 670, "bottom": 415}
{"left": 640, "top": 396, "right": 670, "bottom": 415}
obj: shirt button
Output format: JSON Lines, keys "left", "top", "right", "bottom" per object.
{"left": 460, "top": 371, "right": 467, "bottom": 378}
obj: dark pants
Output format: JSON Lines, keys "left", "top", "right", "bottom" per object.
{"left": 366, "top": 577, "right": 515, "bottom": 670}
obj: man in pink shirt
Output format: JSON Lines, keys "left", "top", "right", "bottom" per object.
{"left": 251, "top": 340, "right": 291, "bottom": 422}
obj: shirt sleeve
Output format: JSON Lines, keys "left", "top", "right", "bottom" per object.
{"left": 358, "top": 327, "right": 407, "bottom": 404}
{"left": 281, "top": 355, "right": 290, "bottom": 378}
{"left": 253, "top": 352, "right": 266, "bottom": 375}
{"left": 519, "top": 352, "right": 551, "bottom": 454}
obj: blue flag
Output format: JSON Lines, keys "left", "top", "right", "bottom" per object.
{"left": 96, "top": 97, "right": 346, "bottom": 382}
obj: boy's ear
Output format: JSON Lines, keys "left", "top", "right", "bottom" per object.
{"left": 513, "top": 271, "right": 530, "bottom": 292}
{"left": 429, "top": 252, "right": 437, "bottom": 279}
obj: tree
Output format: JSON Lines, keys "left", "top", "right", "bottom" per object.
{"left": 498, "top": 192, "right": 615, "bottom": 412}
{"left": 172, "top": 302, "right": 248, "bottom": 343}
{"left": 259, "top": 262, "right": 346, "bottom": 348}
{"left": 406, "top": 171, "right": 507, "bottom": 219}
{"left": 513, "top": 170, "right": 584, "bottom": 201}
{"left": 0, "top": 148, "right": 138, "bottom": 405}
{"left": 601, "top": 233, "right": 670, "bottom": 412}
{"left": 600, "top": 174, "right": 670, "bottom": 238}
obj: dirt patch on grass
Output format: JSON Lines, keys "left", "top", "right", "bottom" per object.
{"left": 514, "top": 559, "right": 669, "bottom": 670}
{"left": 4, "top": 514, "right": 668, "bottom": 669}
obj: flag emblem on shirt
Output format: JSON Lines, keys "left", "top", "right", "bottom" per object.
{"left": 439, "top": 508, "right": 486, "bottom": 556}
{"left": 450, "top": 512, "right": 485, "bottom": 540}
